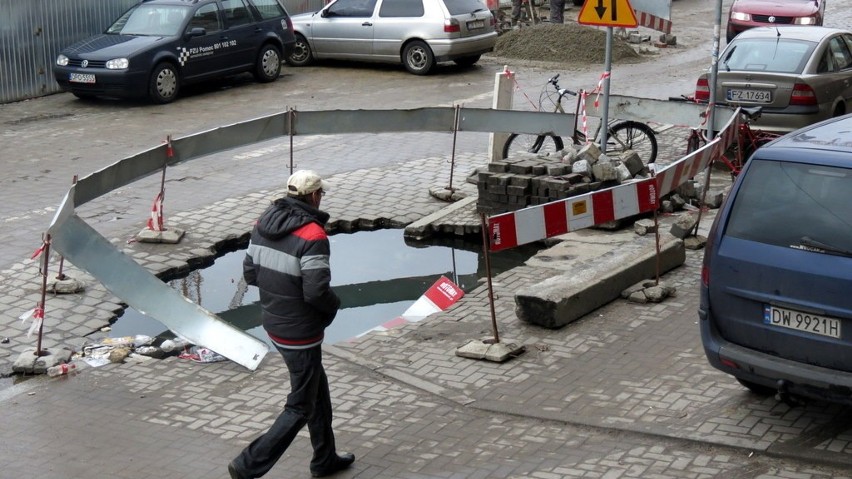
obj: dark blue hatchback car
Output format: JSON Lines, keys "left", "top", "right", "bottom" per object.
{"left": 54, "top": 0, "right": 296, "bottom": 103}
{"left": 700, "top": 113, "right": 852, "bottom": 405}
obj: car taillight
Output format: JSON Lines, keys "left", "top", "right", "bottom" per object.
{"left": 285, "top": 16, "right": 294, "bottom": 33}
{"left": 444, "top": 19, "right": 460, "bottom": 33}
{"left": 790, "top": 83, "right": 817, "bottom": 106}
{"left": 695, "top": 78, "right": 710, "bottom": 102}
{"left": 701, "top": 264, "right": 710, "bottom": 287}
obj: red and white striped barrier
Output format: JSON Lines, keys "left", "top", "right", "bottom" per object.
{"left": 635, "top": 11, "right": 672, "bottom": 34}
{"left": 488, "top": 178, "right": 658, "bottom": 252}
{"left": 355, "top": 276, "right": 465, "bottom": 338}
{"left": 487, "top": 109, "right": 742, "bottom": 252}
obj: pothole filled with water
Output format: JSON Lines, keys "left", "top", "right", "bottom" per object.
{"left": 110, "top": 228, "right": 540, "bottom": 347}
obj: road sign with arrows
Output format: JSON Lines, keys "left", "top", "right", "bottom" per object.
{"left": 577, "top": 0, "right": 638, "bottom": 27}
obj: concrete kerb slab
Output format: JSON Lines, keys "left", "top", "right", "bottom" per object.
{"left": 514, "top": 227, "right": 686, "bottom": 329}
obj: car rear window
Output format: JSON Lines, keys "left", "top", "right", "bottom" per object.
{"left": 722, "top": 38, "right": 814, "bottom": 73}
{"left": 442, "top": 0, "right": 488, "bottom": 15}
{"left": 250, "top": 0, "right": 287, "bottom": 19}
{"left": 725, "top": 159, "right": 852, "bottom": 254}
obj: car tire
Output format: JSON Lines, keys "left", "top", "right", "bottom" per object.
{"left": 453, "top": 55, "right": 481, "bottom": 67}
{"left": 254, "top": 44, "right": 282, "bottom": 83}
{"left": 403, "top": 40, "right": 434, "bottom": 75}
{"left": 736, "top": 378, "right": 776, "bottom": 396}
{"left": 149, "top": 62, "right": 179, "bottom": 104}
{"left": 288, "top": 34, "right": 314, "bottom": 67}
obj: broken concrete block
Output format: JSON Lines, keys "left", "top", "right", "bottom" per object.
{"left": 669, "top": 193, "right": 687, "bottom": 211}
{"left": 659, "top": 33, "right": 677, "bottom": 46}
{"left": 571, "top": 159, "right": 592, "bottom": 177}
{"left": 591, "top": 161, "right": 618, "bottom": 182}
{"left": 577, "top": 142, "right": 601, "bottom": 164}
{"left": 620, "top": 150, "right": 644, "bottom": 177}
{"left": 614, "top": 161, "right": 632, "bottom": 182}
{"left": 670, "top": 212, "right": 699, "bottom": 239}
{"left": 684, "top": 235, "right": 708, "bottom": 250}
{"left": 702, "top": 189, "right": 725, "bottom": 209}
{"left": 561, "top": 145, "right": 579, "bottom": 164}
{"left": 634, "top": 219, "right": 657, "bottom": 236}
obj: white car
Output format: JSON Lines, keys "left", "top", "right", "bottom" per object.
{"left": 287, "top": 0, "right": 497, "bottom": 75}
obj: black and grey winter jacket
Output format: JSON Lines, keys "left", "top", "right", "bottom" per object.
{"left": 244, "top": 197, "right": 340, "bottom": 348}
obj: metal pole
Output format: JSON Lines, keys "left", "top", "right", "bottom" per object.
{"left": 479, "top": 213, "right": 500, "bottom": 344}
{"left": 599, "top": 27, "right": 613, "bottom": 153}
{"left": 35, "top": 234, "right": 51, "bottom": 357}
{"left": 707, "top": 0, "right": 723, "bottom": 141}
{"left": 288, "top": 108, "right": 295, "bottom": 175}
{"left": 448, "top": 104, "right": 460, "bottom": 191}
{"left": 56, "top": 174, "right": 77, "bottom": 281}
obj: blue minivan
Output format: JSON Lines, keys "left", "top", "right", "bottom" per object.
{"left": 700, "top": 113, "right": 852, "bottom": 405}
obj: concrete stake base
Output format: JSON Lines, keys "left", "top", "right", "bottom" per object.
{"left": 455, "top": 339, "right": 525, "bottom": 362}
{"left": 47, "top": 277, "right": 86, "bottom": 294}
{"left": 136, "top": 227, "right": 185, "bottom": 244}
{"left": 12, "top": 347, "right": 74, "bottom": 374}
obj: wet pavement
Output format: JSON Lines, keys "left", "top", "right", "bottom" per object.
{"left": 4, "top": 0, "right": 852, "bottom": 476}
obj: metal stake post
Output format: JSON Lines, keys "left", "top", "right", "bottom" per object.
{"left": 479, "top": 213, "right": 500, "bottom": 344}
{"left": 288, "top": 107, "right": 296, "bottom": 175}
{"left": 447, "top": 105, "right": 461, "bottom": 191}
{"left": 35, "top": 234, "right": 51, "bottom": 357}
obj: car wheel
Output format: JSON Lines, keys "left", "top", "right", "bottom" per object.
{"left": 255, "top": 44, "right": 282, "bottom": 83}
{"left": 149, "top": 62, "right": 179, "bottom": 104}
{"left": 736, "top": 378, "right": 776, "bottom": 396}
{"left": 403, "top": 40, "right": 434, "bottom": 75}
{"left": 288, "top": 34, "right": 314, "bottom": 67}
{"left": 453, "top": 55, "right": 481, "bottom": 67}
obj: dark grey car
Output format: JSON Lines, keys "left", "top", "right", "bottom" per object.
{"left": 699, "top": 113, "right": 852, "bottom": 405}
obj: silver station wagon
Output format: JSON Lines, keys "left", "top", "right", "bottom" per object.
{"left": 286, "top": 0, "right": 497, "bottom": 74}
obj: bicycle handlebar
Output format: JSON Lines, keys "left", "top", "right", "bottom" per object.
{"left": 547, "top": 73, "right": 578, "bottom": 98}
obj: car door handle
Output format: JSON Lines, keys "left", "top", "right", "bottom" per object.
{"left": 362, "top": 22, "right": 372, "bottom": 26}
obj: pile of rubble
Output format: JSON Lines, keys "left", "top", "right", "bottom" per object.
{"left": 476, "top": 143, "right": 651, "bottom": 215}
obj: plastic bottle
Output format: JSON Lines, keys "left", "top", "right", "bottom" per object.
{"left": 101, "top": 334, "right": 154, "bottom": 347}
{"left": 160, "top": 338, "right": 192, "bottom": 352}
{"left": 47, "top": 363, "right": 76, "bottom": 377}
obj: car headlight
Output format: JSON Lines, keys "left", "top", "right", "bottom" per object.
{"left": 794, "top": 16, "right": 817, "bottom": 25}
{"left": 106, "top": 58, "right": 129, "bottom": 70}
{"left": 730, "top": 12, "right": 751, "bottom": 21}
{"left": 56, "top": 54, "right": 69, "bottom": 66}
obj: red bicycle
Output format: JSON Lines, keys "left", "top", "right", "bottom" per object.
{"left": 678, "top": 103, "right": 782, "bottom": 179}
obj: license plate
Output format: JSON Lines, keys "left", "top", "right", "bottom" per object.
{"left": 467, "top": 19, "right": 485, "bottom": 29}
{"left": 727, "top": 88, "right": 771, "bottom": 103}
{"left": 764, "top": 304, "right": 841, "bottom": 338}
{"left": 69, "top": 73, "right": 96, "bottom": 84}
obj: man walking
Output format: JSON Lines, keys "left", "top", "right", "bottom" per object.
{"left": 229, "top": 170, "right": 354, "bottom": 479}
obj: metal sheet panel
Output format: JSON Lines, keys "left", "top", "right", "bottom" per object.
{"left": 0, "top": 0, "right": 137, "bottom": 103}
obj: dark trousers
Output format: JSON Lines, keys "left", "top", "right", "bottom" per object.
{"left": 233, "top": 345, "right": 336, "bottom": 478}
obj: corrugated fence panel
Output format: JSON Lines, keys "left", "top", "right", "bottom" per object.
{"left": 1, "top": 0, "right": 320, "bottom": 104}
{"left": 1, "top": 0, "right": 140, "bottom": 104}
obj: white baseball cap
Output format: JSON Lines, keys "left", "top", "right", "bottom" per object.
{"left": 287, "top": 170, "right": 330, "bottom": 196}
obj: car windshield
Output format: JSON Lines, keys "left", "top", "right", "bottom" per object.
{"left": 725, "top": 159, "right": 852, "bottom": 253}
{"left": 722, "top": 37, "right": 815, "bottom": 73}
{"left": 443, "top": 0, "right": 488, "bottom": 15}
{"left": 106, "top": 5, "right": 190, "bottom": 36}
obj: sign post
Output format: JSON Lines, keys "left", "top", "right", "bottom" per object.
{"left": 577, "top": 0, "right": 638, "bottom": 156}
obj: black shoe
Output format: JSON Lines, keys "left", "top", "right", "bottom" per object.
{"left": 311, "top": 452, "right": 355, "bottom": 477}
{"left": 228, "top": 461, "right": 250, "bottom": 479}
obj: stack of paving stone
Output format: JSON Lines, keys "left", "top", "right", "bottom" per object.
{"left": 476, "top": 144, "right": 649, "bottom": 215}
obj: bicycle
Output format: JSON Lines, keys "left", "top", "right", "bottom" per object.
{"left": 502, "top": 74, "right": 658, "bottom": 166}
{"left": 675, "top": 98, "right": 781, "bottom": 178}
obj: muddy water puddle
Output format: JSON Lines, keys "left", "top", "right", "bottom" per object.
{"left": 111, "top": 228, "right": 539, "bottom": 346}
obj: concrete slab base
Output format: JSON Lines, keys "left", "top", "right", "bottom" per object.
{"left": 47, "top": 276, "right": 86, "bottom": 294}
{"left": 428, "top": 186, "right": 468, "bottom": 202}
{"left": 136, "top": 227, "right": 185, "bottom": 244}
{"left": 455, "top": 339, "right": 526, "bottom": 362}
{"left": 12, "top": 347, "right": 73, "bottom": 374}
{"left": 515, "top": 228, "right": 686, "bottom": 329}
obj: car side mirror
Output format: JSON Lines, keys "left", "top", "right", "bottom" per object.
{"left": 187, "top": 27, "right": 206, "bottom": 38}
{"left": 321, "top": 8, "right": 332, "bottom": 18}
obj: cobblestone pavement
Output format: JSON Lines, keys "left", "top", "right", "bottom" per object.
{"left": 5, "top": 0, "right": 852, "bottom": 474}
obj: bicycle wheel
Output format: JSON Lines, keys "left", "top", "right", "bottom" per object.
{"left": 605, "top": 121, "right": 658, "bottom": 165}
{"left": 502, "top": 133, "right": 564, "bottom": 159}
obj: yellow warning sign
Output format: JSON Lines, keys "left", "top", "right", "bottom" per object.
{"left": 577, "top": 0, "right": 638, "bottom": 28}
